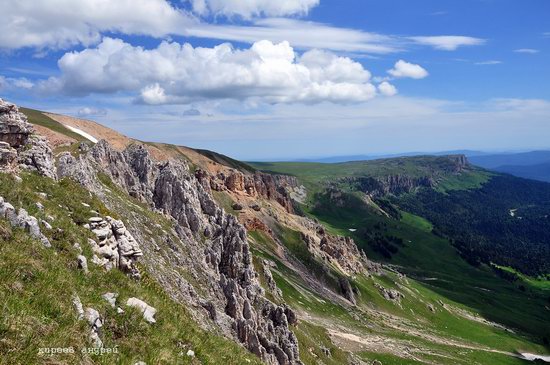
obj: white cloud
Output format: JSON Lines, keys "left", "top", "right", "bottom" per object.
{"left": 0, "top": 0, "right": 191, "bottom": 49}
{"left": 475, "top": 60, "right": 502, "bottom": 65}
{"left": 42, "top": 38, "right": 385, "bottom": 105}
{"left": 410, "top": 36, "right": 485, "bottom": 50}
{"left": 0, "top": 0, "right": 484, "bottom": 56}
{"left": 0, "top": 76, "right": 34, "bottom": 90}
{"left": 187, "top": 18, "right": 403, "bottom": 54}
{"left": 77, "top": 107, "right": 107, "bottom": 117}
{"left": 190, "top": 0, "right": 319, "bottom": 19}
{"left": 388, "top": 60, "right": 429, "bottom": 79}
{"left": 378, "top": 81, "right": 398, "bottom": 96}
{"left": 514, "top": 48, "right": 539, "bottom": 54}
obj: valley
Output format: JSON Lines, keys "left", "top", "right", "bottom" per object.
{"left": 0, "top": 100, "right": 549, "bottom": 365}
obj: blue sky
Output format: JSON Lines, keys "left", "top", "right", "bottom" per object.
{"left": 1, "top": 0, "right": 549, "bottom": 160}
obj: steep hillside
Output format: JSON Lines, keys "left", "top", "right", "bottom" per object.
{"left": 1, "top": 99, "right": 550, "bottom": 365}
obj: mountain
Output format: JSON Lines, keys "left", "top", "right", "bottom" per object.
{"left": 469, "top": 151, "right": 550, "bottom": 182}
{"left": 279, "top": 150, "right": 489, "bottom": 164}
{"left": 1, "top": 98, "right": 549, "bottom": 365}
{"left": 494, "top": 161, "right": 550, "bottom": 182}
{"left": 469, "top": 151, "right": 550, "bottom": 169}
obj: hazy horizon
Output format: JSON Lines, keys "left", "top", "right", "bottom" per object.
{"left": 1, "top": 0, "right": 549, "bottom": 160}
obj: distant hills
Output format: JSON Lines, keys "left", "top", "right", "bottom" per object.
{"left": 285, "top": 150, "right": 550, "bottom": 183}
{"left": 468, "top": 151, "right": 550, "bottom": 183}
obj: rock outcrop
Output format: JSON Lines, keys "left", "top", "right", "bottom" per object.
{"left": 195, "top": 168, "right": 302, "bottom": 213}
{"left": 87, "top": 216, "right": 143, "bottom": 279}
{"left": 301, "top": 228, "right": 369, "bottom": 277}
{"left": 126, "top": 297, "right": 157, "bottom": 323}
{"left": 0, "top": 196, "right": 51, "bottom": 247}
{"left": 0, "top": 99, "right": 55, "bottom": 179}
{"left": 58, "top": 140, "right": 302, "bottom": 365}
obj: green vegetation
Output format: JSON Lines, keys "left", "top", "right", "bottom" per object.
{"left": 195, "top": 148, "right": 256, "bottom": 173}
{"left": 20, "top": 107, "right": 87, "bottom": 142}
{"left": 0, "top": 172, "right": 262, "bottom": 365}
{"left": 250, "top": 156, "right": 550, "bottom": 361}
{"left": 396, "top": 174, "right": 550, "bottom": 276}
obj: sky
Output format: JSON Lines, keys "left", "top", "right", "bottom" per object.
{"left": 0, "top": 0, "right": 549, "bottom": 160}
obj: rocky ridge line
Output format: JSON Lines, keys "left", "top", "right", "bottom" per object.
{"left": 0, "top": 99, "right": 56, "bottom": 179}
{"left": 58, "top": 140, "right": 302, "bottom": 365}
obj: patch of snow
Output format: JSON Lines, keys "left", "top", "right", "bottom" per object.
{"left": 348, "top": 228, "right": 357, "bottom": 232}
{"left": 519, "top": 353, "right": 550, "bottom": 362}
{"left": 63, "top": 124, "right": 98, "bottom": 143}
{"left": 509, "top": 209, "right": 517, "bottom": 217}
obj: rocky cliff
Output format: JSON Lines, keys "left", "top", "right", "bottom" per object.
{"left": 58, "top": 141, "right": 302, "bottom": 365}
{"left": 196, "top": 168, "right": 301, "bottom": 213}
{"left": 0, "top": 99, "right": 55, "bottom": 179}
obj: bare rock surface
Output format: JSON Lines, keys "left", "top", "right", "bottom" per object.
{"left": 0, "top": 196, "right": 51, "bottom": 247}
{"left": 86, "top": 216, "right": 143, "bottom": 278}
{"left": 0, "top": 98, "right": 55, "bottom": 178}
{"left": 126, "top": 297, "right": 157, "bottom": 323}
{"left": 58, "top": 140, "right": 302, "bottom": 364}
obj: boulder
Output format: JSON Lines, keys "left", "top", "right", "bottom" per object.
{"left": 77, "top": 255, "right": 89, "bottom": 274}
{"left": 126, "top": 297, "right": 157, "bottom": 323}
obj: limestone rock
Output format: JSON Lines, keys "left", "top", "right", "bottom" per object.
{"left": 126, "top": 297, "right": 157, "bottom": 323}
{"left": 72, "top": 295, "right": 84, "bottom": 320}
{"left": 0, "top": 99, "right": 56, "bottom": 178}
{"left": 58, "top": 140, "right": 303, "bottom": 365}
{"left": 84, "top": 307, "right": 103, "bottom": 348}
{"left": 86, "top": 216, "right": 142, "bottom": 278}
{"left": 77, "top": 255, "right": 89, "bottom": 274}
{"left": 0, "top": 198, "right": 51, "bottom": 247}
{"left": 102, "top": 292, "right": 118, "bottom": 308}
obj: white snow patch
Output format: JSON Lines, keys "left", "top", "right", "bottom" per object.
{"left": 63, "top": 124, "right": 98, "bottom": 143}
{"left": 519, "top": 353, "right": 550, "bottom": 362}
{"left": 349, "top": 229, "right": 357, "bottom": 232}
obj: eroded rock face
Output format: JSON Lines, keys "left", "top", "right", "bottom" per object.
{"left": 58, "top": 140, "right": 302, "bottom": 365}
{"left": 0, "top": 196, "right": 51, "bottom": 247}
{"left": 195, "top": 168, "right": 302, "bottom": 214}
{"left": 87, "top": 216, "right": 143, "bottom": 279}
{"left": 0, "top": 99, "right": 56, "bottom": 179}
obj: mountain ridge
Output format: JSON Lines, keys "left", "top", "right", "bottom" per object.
{"left": 1, "top": 99, "right": 549, "bottom": 365}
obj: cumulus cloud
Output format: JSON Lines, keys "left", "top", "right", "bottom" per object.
{"left": 0, "top": 76, "right": 34, "bottom": 90}
{"left": 388, "top": 60, "right": 429, "bottom": 79}
{"left": 190, "top": 0, "right": 319, "bottom": 18}
{"left": 378, "top": 81, "right": 398, "bottom": 96}
{"left": 0, "top": 0, "right": 485, "bottom": 57}
{"left": 0, "top": 0, "right": 191, "bottom": 49}
{"left": 41, "top": 38, "right": 382, "bottom": 105}
{"left": 410, "top": 36, "right": 485, "bottom": 50}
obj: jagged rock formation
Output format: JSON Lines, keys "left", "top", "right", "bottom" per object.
{"left": 339, "top": 155, "right": 469, "bottom": 197}
{"left": 58, "top": 141, "right": 302, "bottom": 365}
{"left": 262, "top": 259, "right": 283, "bottom": 300}
{"left": 196, "top": 168, "right": 301, "bottom": 213}
{"left": 0, "top": 99, "right": 55, "bottom": 179}
{"left": 0, "top": 196, "right": 51, "bottom": 247}
{"left": 301, "top": 227, "right": 368, "bottom": 277}
{"left": 86, "top": 216, "right": 143, "bottom": 279}
{"left": 374, "top": 283, "right": 404, "bottom": 302}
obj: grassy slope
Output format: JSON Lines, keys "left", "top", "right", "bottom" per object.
{"left": 248, "top": 159, "right": 550, "bottom": 364}
{"left": 0, "top": 172, "right": 261, "bottom": 365}
{"left": 249, "top": 222, "right": 547, "bottom": 365}
{"left": 20, "top": 107, "right": 87, "bottom": 142}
